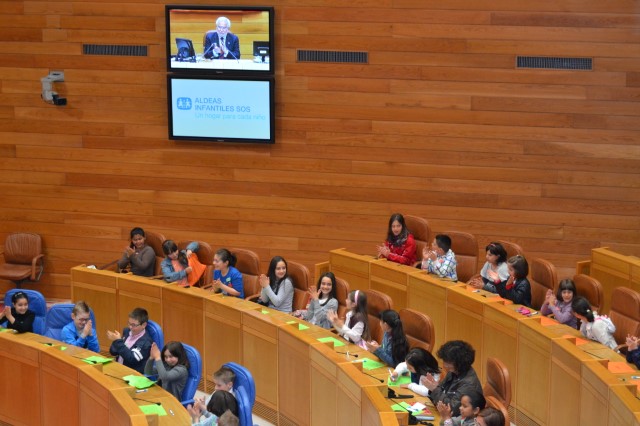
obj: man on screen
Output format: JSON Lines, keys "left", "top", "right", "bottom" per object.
{"left": 203, "top": 16, "right": 241, "bottom": 60}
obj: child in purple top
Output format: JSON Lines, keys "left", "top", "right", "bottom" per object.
{"left": 541, "top": 279, "right": 578, "bottom": 329}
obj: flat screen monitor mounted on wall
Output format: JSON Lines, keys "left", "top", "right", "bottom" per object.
{"left": 166, "top": 5, "right": 275, "bottom": 75}
{"left": 167, "top": 75, "right": 275, "bottom": 144}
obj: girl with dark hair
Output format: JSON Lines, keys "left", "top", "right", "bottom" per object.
{"left": 188, "top": 389, "right": 239, "bottom": 426}
{"left": 572, "top": 296, "right": 617, "bottom": 350}
{"left": 423, "top": 340, "right": 483, "bottom": 417}
{"left": 365, "top": 310, "right": 409, "bottom": 366}
{"left": 0, "top": 291, "right": 35, "bottom": 333}
{"left": 212, "top": 248, "right": 244, "bottom": 298}
{"left": 293, "top": 272, "right": 339, "bottom": 329}
{"left": 377, "top": 213, "right": 417, "bottom": 266}
{"left": 541, "top": 279, "right": 577, "bottom": 328}
{"left": 495, "top": 255, "right": 531, "bottom": 306}
{"left": 390, "top": 347, "right": 440, "bottom": 397}
{"left": 144, "top": 341, "right": 190, "bottom": 400}
{"left": 476, "top": 407, "right": 505, "bottom": 426}
{"left": 437, "top": 390, "right": 486, "bottom": 426}
{"left": 327, "top": 290, "right": 370, "bottom": 349}
{"left": 258, "top": 256, "right": 294, "bottom": 312}
{"left": 116, "top": 227, "right": 155, "bottom": 277}
{"left": 161, "top": 240, "right": 200, "bottom": 285}
{"left": 469, "top": 242, "right": 509, "bottom": 293}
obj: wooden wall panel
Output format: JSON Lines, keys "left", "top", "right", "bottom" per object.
{"left": 0, "top": 1, "right": 638, "bottom": 298}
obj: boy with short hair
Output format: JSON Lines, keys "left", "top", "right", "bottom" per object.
{"left": 421, "top": 234, "right": 458, "bottom": 281}
{"left": 107, "top": 307, "right": 153, "bottom": 374}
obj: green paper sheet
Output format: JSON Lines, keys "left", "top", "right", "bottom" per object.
{"left": 139, "top": 404, "right": 167, "bottom": 416}
{"left": 123, "top": 375, "right": 156, "bottom": 389}
{"left": 361, "top": 358, "right": 386, "bottom": 370}
{"left": 317, "top": 336, "right": 346, "bottom": 347}
{"left": 59, "top": 346, "right": 67, "bottom": 351}
{"left": 391, "top": 404, "right": 405, "bottom": 412}
{"left": 261, "top": 309, "right": 270, "bottom": 314}
{"left": 0, "top": 328, "right": 14, "bottom": 333}
{"left": 387, "top": 374, "right": 412, "bottom": 387}
{"left": 83, "top": 355, "right": 112, "bottom": 364}
{"left": 286, "top": 320, "right": 309, "bottom": 331}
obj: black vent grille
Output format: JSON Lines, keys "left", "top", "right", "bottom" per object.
{"left": 516, "top": 56, "right": 592, "bottom": 70}
{"left": 83, "top": 44, "right": 148, "bottom": 56}
{"left": 297, "top": 50, "right": 368, "bottom": 64}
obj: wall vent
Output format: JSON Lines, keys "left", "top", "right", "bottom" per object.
{"left": 83, "top": 44, "right": 148, "bottom": 57}
{"left": 516, "top": 56, "right": 592, "bottom": 70}
{"left": 297, "top": 50, "right": 368, "bottom": 64}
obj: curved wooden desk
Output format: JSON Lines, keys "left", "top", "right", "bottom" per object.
{"left": 70, "top": 255, "right": 640, "bottom": 426}
{"left": 0, "top": 329, "right": 190, "bottom": 425}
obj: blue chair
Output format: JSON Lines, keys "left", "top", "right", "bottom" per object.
{"left": 44, "top": 303, "right": 96, "bottom": 341}
{"left": 180, "top": 343, "right": 202, "bottom": 407}
{"left": 223, "top": 362, "right": 255, "bottom": 426}
{"left": 3, "top": 289, "right": 46, "bottom": 334}
{"left": 145, "top": 319, "right": 164, "bottom": 349}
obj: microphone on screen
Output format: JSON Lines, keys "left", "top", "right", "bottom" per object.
{"left": 133, "top": 397, "right": 162, "bottom": 406}
{"left": 387, "top": 388, "right": 413, "bottom": 399}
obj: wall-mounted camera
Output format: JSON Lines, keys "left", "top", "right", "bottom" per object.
{"left": 41, "top": 71, "right": 67, "bottom": 106}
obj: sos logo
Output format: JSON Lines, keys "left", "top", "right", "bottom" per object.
{"left": 176, "top": 97, "right": 192, "bottom": 110}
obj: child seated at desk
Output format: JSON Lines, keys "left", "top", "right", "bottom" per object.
{"left": 188, "top": 390, "right": 238, "bottom": 426}
{"left": 107, "top": 307, "right": 153, "bottom": 374}
{"left": 116, "top": 227, "right": 155, "bottom": 277}
{"left": 205, "top": 366, "right": 236, "bottom": 405}
{"left": 0, "top": 291, "right": 35, "bottom": 333}
{"left": 476, "top": 407, "right": 505, "bottom": 426}
{"left": 61, "top": 301, "right": 99, "bottom": 352}
{"left": 293, "top": 272, "right": 339, "bottom": 329}
{"left": 625, "top": 334, "right": 640, "bottom": 369}
{"left": 540, "top": 279, "right": 577, "bottom": 328}
{"left": 161, "top": 240, "right": 204, "bottom": 286}
{"left": 258, "top": 256, "right": 294, "bottom": 313}
{"left": 437, "top": 390, "right": 486, "bottom": 426}
{"left": 495, "top": 255, "right": 531, "bottom": 307}
{"left": 327, "top": 290, "right": 370, "bottom": 349}
{"left": 421, "top": 234, "right": 457, "bottom": 281}
{"left": 376, "top": 213, "right": 417, "bottom": 266}
{"left": 468, "top": 242, "right": 509, "bottom": 293}
{"left": 390, "top": 347, "right": 440, "bottom": 397}
{"left": 572, "top": 296, "right": 617, "bottom": 350}
{"left": 144, "top": 341, "right": 189, "bottom": 400}
{"left": 212, "top": 249, "right": 244, "bottom": 299}
{"left": 365, "top": 309, "right": 409, "bottom": 367}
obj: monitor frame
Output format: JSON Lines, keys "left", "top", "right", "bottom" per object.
{"left": 165, "top": 5, "right": 275, "bottom": 75}
{"left": 166, "top": 74, "right": 276, "bottom": 144}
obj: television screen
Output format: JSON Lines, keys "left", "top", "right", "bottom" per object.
{"left": 166, "top": 5, "right": 274, "bottom": 74}
{"left": 167, "top": 75, "right": 275, "bottom": 144}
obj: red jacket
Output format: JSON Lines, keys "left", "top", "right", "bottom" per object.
{"left": 384, "top": 234, "right": 417, "bottom": 266}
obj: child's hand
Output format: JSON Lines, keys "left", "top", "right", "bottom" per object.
{"left": 626, "top": 334, "right": 639, "bottom": 351}
{"left": 436, "top": 401, "right": 452, "bottom": 420}
{"left": 468, "top": 277, "right": 483, "bottom": 289}
{"left": 185, "top": 266, "right": 193, "bottom": 274}
{"left": 150, "top": 342, "right": 161, "bottom": 361}
{"left": 81, "top": 319, "right": 93, "bottom": 338}
{"left": 327, "top": 310, "right": 343, "bottom": 328}
{"left": 186, "top": 403, "right": 201, "bottom": 421}
{"left": 308, "top": 286, "right": 319, "bottom": 300}
{"left": 389, "top": 370, "right": 398, "bottom": 382}
{"left": 212, "top": 280, "right": 222, "bottom": 291}
{"left": 4, "top": 306, "right": 14, "bottom": 322}
{"left": 259, "top": 274, "right": 269, "bottom": 288}
{"left": 365, "top": 340, "right": 380, "bottom": 352}
{"left": 487, "top": 269, "right": 499, "bottom": 281}
{"left": 125, "top": 246, "right": 135, "bottom": 257}
{"left": 106, "top": 330, "right": 121, "bottom": 341}
{"left": 377, "top": 245, "right": 390, "bottom": 258}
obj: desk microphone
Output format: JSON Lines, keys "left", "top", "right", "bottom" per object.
{"left": 362, "top": 371, "right": 384, "bottom": 383}
{"left": 336, "top": 351, "right": 359, "bottom": 358}
{"left": 133, "top": 397, "right": 161, "bottom": 406}
{"left": 387, "top": 388, "right": 413, "bottom": 399}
